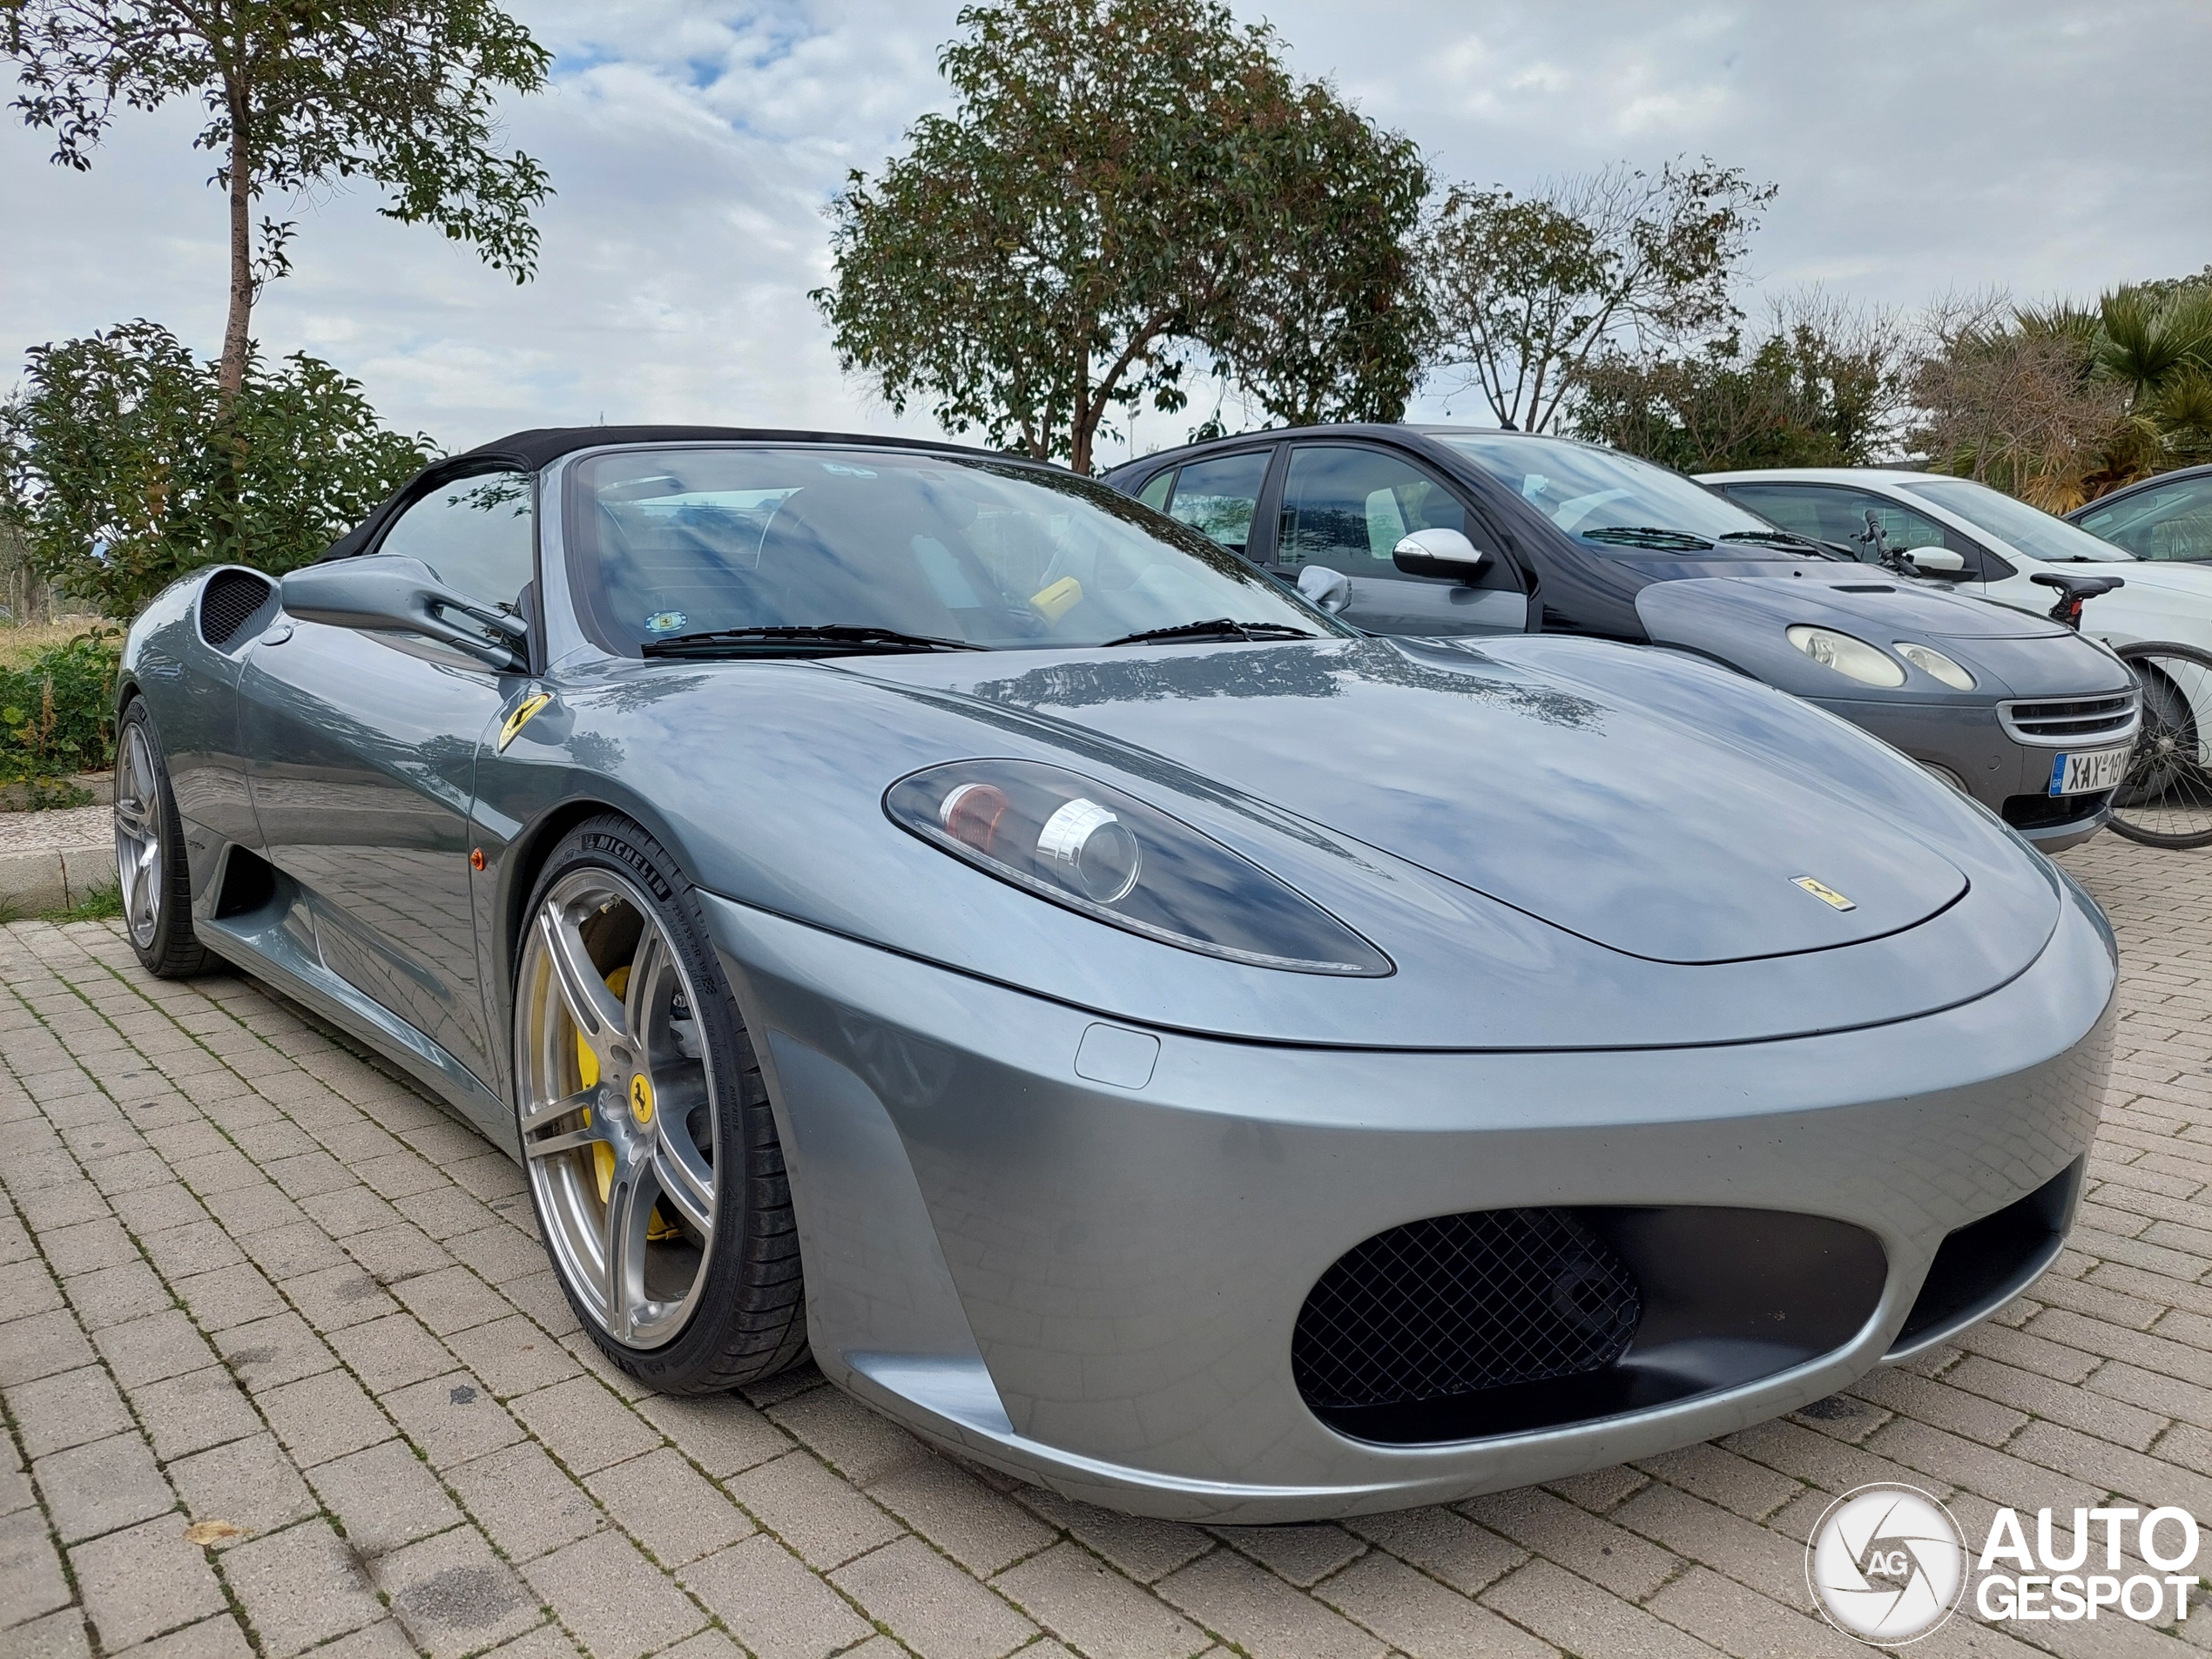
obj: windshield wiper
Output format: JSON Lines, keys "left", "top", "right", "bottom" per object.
{"left": 1718, "top": 529, "right": 1855, "bottom": 561}
{"left": 1577, "top": 526, "right": 1717, "bottom": 551}
{"left": 640, "top": 624, "right": 987, "bottom": 657}
{"left": 1101, "top": 618, "right": 1321, "bottom": 647}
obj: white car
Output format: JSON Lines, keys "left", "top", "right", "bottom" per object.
{"left": 1697, "top": 467, "right": 2212, "bottom": 651}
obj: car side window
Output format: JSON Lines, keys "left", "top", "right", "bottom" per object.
{"left": 1724, "top": 483, "right": 1948, "bottom": 562}
{"left": 1135, "top": 469, "right": 1175, "bottom": 511}
{"left": 376, "top": 469, "right": 536, "bottom": 613}
{"left": 2077, "top": 475, "right": 2212, "bottom": 561}
{"left": 1163, "top": 451, "right": 1271, "bottom": 556}
{"left": 1279, "top": 445, "right": 1497, "bottom": 585}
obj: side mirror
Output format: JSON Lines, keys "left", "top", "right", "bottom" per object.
{"left": 1393, "top": 528, "right": 1490, "bottom": 581}
{"left": 281, "top": 556, "right": 528, "bottom": 671}
{"left": 1903, "top": 547, "right": 1967, "bottom": 576}
{"left": 1296, "top": 564, "right": 1352, "bottom": 614}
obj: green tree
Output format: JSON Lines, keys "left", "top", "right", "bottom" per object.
{"left": 1423, "top": 159, "right": 1775, "bottom": 434}
{"left": 1572, "top": 293, "right": 1909, "bottom": 471}
{"left": 813, "top": 0, "right": 1429, "bottom": 473}
{"left": 4, "top": 0, "right": 553, "bottom": 405}
{"left": 3, "top": 320, "right": 435, "bottom": 616}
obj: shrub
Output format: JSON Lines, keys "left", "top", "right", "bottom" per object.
{"left": 0, "top": 627, "right": 121, "bottom": 799}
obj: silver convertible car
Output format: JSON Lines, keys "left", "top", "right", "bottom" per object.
{"left": 114, "top": 428, "right": 2114, "bottom": 1521}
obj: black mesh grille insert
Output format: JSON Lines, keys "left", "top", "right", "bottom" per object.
{"left": 199, "top": 569, "right": 273, "bottom": 648}
{"left": 1293, "top": 1209, "right": 1642, "bottom": 1412}
{"left": 2003, "top": 790, "right": 2114, "bottom": 830}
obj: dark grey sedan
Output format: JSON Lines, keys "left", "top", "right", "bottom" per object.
{"left": 1109, "top": 427, "right": 2141, "bottom": 851}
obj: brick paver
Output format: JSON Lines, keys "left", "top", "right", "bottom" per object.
{"left": 0, "top": 834, "right": 2205, "bottom": 1657}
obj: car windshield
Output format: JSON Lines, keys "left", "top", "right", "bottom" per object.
{"left": 1432, "top": 433, "right": 1784, "bottom": 552}
{"left": 568, "top": 446, "right": 1342, "bottom": 653}
{"left": 1898, "top": 477, "right": 2134, "bottom": 563}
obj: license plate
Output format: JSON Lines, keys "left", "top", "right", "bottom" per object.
{"left": 2048, "top": 744, "right": 2132, "bottom": 796}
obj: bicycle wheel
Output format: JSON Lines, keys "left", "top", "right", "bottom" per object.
{"left": 2108, "top": 641, "right": 2212, "bottom": 849}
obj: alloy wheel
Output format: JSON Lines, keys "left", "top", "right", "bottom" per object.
{"left": 114, "top": 723, "right": 163, "bottom": 948}
{"left": 516, "top": 868, "right": 719, "bottom": 1347}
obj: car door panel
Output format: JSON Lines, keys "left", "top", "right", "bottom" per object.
{"left": 239, "top": 466, "right": 537, "bottom": 1089}
{"left": 1274, "top": 443, "right": 1528, "bottom": 637}
{"left": 239, "top": 627, "right": 510, "bottom": 1080}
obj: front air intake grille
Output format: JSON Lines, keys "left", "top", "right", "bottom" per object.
{"left": 1999, "top": 690, "right": 2139, "bottom": 746}
{"left": 2003, "top": 790, "right": 2114, "bottom": 830}
{"left": 1292, "top": 1208, "right": 1642, "bottom": 1412}
{"left": 199, "top": 569, "right": 274, "bottom": 648}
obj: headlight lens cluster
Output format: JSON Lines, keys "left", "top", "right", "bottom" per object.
{"left": 1786, "top": 627, "right": 1975, "bottom": 691}
{"left": 887, "top": 759, "right": 1392, "bottom": 976}
{"left": 1895, "top": 642, "right": 1976, "bottom": 690}
{"left": 1787, "top": 626, "right": 1905, "bottom": 686}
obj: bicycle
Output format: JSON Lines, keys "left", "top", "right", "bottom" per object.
{"left": 2033, "top": 570, "right": 2212, "bottom": 849}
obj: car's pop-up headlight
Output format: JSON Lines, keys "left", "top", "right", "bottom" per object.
{"left": 887, "top": 759, "right": 1392, "bottom": 975}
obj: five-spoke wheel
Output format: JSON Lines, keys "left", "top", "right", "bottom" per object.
{"left": 113, "top": 700, "right": 209, "bottom": 977}
{"left": 513, "top": 815, "right": 806, "bottom": 1389}
{"left": 517, "top": 867, "right": 721, "bottom": 1347}
{"left": 114, "top": 720, "right": 165, "bottom": 949}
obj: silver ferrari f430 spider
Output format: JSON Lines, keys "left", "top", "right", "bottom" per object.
{"left": 113, "top": 428, "right": 2114, "bottom": 1521}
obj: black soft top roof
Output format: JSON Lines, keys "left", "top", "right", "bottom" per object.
{"left": 319, "top": 424, "right": 1020, "bottom": 561}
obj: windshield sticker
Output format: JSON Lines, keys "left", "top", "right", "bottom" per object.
{"left": 645, "top": 611, "right": 688, "bottom": 634}
{"left": 820, "top": 462, "right": 877, "bottom": 477}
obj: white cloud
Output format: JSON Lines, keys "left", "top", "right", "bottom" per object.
{"left": 3, "top": 0, "right": 2207, "bottom": 463}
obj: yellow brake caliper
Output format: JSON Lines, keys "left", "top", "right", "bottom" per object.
{"left": 574, "top": 966, "right": 683, "bottom": 1240}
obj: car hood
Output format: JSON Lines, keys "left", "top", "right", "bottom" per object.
{"left": 860, "top": 636, "right": 1964, "bottom": 966}
{"left": 512, "top": 635, "right": 2068, "bottom": 1049}
{"left": 1634, "top": 573, "right": 2135, "bottom": 701}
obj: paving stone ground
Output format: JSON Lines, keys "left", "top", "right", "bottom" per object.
{"left": 1, "top": 833, "right": 2207, "bottom": 1659}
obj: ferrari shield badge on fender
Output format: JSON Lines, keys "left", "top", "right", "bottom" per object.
{"left": 1792, "top": 875, "right": 1857, "bottom": 912}
{"left": 498, "top": 691, "right": 554, "bottom": 752}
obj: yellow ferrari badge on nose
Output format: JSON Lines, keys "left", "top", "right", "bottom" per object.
{"left": 1791, "top": 875, "right": 1856, "bottom": 912}
{"left": 498, "top": 691, "right": 553, "bottom": 752}
{"left": 629, "top": 1072, "right": 655, "bottom": 1127}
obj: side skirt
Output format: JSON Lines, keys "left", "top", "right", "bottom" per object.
{"left": 193, "top": 858, "right": 517, "bottom": 1159}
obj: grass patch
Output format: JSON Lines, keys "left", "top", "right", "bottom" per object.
{"left": 45, "top": 882, "right": 124, "bottom": 922}
{"left": 0, "top": 621, "right": 111, "bottom": 671}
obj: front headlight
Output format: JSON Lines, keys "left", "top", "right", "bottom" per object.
{"left": 1894, "top": 642, "right": 1976, "bottom": 690}
{"left": 886, "top": 759, "right": 1392, "bottom": 975}
{"left": 1787, "top": 625, "right": 1906, "bottom": 687}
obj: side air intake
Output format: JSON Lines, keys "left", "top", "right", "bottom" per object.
{"left": 199, "top": 570, "right": 276, "bottom": 649}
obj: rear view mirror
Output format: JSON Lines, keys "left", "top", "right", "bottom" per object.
{"left": 1904, "top": 547, "right": 1967, "bottom": 576}
{"left": 1297, "top": 564, "right": 1352, "bottom": 613}
{"left": 1393, "top": 528, "right": 1490, "bottom": 581}
{"left": 281, "top": 556, "right": 529, "bottom": 671}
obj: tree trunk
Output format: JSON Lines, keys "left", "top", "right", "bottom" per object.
{"left": 1070, "top": 356, "right": 1093, "bottom": 475}
{"left": 218, "top": 99, "right": 253, "bottom": 408}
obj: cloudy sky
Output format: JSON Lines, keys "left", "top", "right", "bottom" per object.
{"left": 4, "top": 0, "right": 2207, "bottom": 465}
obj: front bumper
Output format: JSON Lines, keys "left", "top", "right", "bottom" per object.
{"left": 702, "top": 886, "right": 2114, "bottom": 1522}
{"left": 1812, "top": 695, "right": 2126, "bottom": 853}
